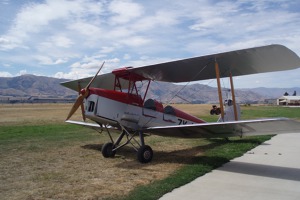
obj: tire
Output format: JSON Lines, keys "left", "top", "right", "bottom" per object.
{"left": 137, "top": 145, "right": 153, "bottom": 163}
{"left": 101, "top": 142, "right": 116, "bottom": 158}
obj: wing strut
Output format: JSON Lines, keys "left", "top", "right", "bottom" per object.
{"left": 229, "top": 72, "right": 238, "bottom": 121}
{"left": 215, "top": 59, "right": 225, "bottom": 121}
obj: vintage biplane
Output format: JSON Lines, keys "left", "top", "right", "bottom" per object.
{"left": 61, "top": 44, "right": 300, "bottom": 163}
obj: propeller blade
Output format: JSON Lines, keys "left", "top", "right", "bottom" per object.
{"left": 66, "top": 94, "right": 85, "bottom": 120}
{"left": 78, "top": 82, "right": 86, "bottom": 121}
{"left": 85, "top": 61, "right": 105, "bottom": 90}
{"left": 80, "top": 104, "right": 86, "bottom": 121}
{"left": 66, "top": 61, "right": 105, "bottom": 120}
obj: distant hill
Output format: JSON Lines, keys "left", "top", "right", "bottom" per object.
{"left": 239, "top": 87, "right": 300, "bottom": 98}
{"left": 146, "top": 82, "right": 266, "bottom": 104}
{"left": 0, "top": 75, "right": 299, "bottom": 104}
{"left": 0, "top": 75, "right": 76, "bottom": 98}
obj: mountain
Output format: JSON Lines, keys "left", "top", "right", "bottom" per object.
{"left": 0, "top": 75, "right": 299, "bottom": 103}
{"left": 146, "top": 82, "right": 265, "bottom": 104}
{"left": 0, "top": 75, "right": 76, "bottom": 98}
{"left": 239, "top": 87, "right": 300, "bottom": 98}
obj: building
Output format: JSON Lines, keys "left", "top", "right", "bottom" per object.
{"left": 277, "top": 96, "right": 300, "bottom": 106}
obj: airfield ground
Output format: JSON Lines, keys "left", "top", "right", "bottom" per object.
{"left": 0, "top": 104, "right": 299, "bottom": 199}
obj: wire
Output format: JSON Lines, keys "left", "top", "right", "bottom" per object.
{"left": 166, "top": 61, "right": 212, "bottom": 105}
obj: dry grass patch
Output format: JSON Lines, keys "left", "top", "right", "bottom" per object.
{"left": 0, "top": 103, "right": 83, "bottom": 126}
{"left": 168, "top": 104, "right": 212, "bottom": 116}
{"left": 0, "top": 103, "right": 212, "bottom": 200}
{"left": 0, "top": 132, "right": 209, "bottom": 199}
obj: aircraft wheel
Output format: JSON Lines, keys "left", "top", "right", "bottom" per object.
{"left": 101, "top": 142, "right": 116, "bottom": 158}
{"left": 137, "top": 145, "right": 153, "bottom": 163}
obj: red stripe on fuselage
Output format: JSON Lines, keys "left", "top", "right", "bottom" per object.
{"left": 89, "top": 88, "right": 143, "bottom": 107}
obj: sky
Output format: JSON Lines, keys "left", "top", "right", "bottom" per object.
{"left": 0, "top": 0, "right": 300, "bottom": 88}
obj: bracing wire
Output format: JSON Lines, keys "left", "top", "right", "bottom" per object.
{"left": 166, "top": 61, "right": 213, "bottom": 105}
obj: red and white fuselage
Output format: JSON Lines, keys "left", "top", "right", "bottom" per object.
{"left": 78, "top": 67, "right": 205, "bottom": 132}
{"left": 84, "top": 87, "right": 205, "bottom": 132}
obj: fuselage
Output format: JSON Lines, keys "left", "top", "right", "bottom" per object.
{"left": 84, "top": 88, "right": 205, "bottom": 131}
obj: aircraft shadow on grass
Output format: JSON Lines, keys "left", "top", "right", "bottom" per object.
{"left": 81, "top": 138, "right": 266, "bottom": 169}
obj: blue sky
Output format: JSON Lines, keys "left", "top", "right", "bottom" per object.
{"left": 0, "top": 0, "right": 300, "bottom": 88}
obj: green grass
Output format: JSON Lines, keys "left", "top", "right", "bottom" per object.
{"left": 199, "top": 105, "right": 300, "bottom": 122}
{"left": 0, "top": 124, "right": 101, "bottom": 152}
{"left": 241, "top": 105, "right": 300, "bottom": 120}
{"left": 0, "top": 124, "right": 90, "bottom": 143}
{"left": 198, "top": 115, "right": 219, "bottom": 122}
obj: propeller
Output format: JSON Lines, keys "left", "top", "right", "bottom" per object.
{"left": 66, "top": 61, "right": 105, "bottom": 120}
{"left": 78, "top": 82, "right": 86, "bottom": 121}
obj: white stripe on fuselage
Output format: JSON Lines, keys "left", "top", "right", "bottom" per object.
{"left": 84, "top": 94, "right": 197, "bottom": 130}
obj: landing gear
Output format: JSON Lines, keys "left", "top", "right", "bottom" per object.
{"left": 101, "top": 142, "right": 116, "bottom": 158}
{"left": 101, "top": 125, "right": 153, "bottom": 163}
{"left": 137, "top": 145, "right": 153, "bottom": 163}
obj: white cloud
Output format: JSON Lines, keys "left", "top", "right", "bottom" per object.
{"left": 108, "top": 0, "right": 144, "bottom": 25}
{"left": 123, "top": 54, "right": 131, "bottom": 60}
{"left": 54, "top": 71, "right": 83, "bottom": 80}
{"left": 189, "top": 17, "right": 225, "bottom": 31}
{"left": 34, "top": 55, "right": 53, "bottom": 65}
{"left": 0, "top": 37, "right": 10, "bottom": 44}
{"left": 131, "top": 10, "right": 178, "bottom": 31}
{"left": 54, "top": 58, "right": 69, "bottom": 65}
{"left": 34, "top": 55, "right": 68, "bottom": 65}
{"left": 0, "top": 0, "right": 103, "bottom": 50}
{"left": 120, "top": 36, "right": 150, "bottom": 47}
{"left": 16, "top": 70, "right": 28, "bottom": 76}
{"left": 100, "top": 46, "right": 115, "bottom": 54}
{"left": 1, "top": 0, "right": 300, "bottom": 88}
{"left": 55, "top": 58, "right": 121, "bottom": 79}
{"left": 0, "top": 71, "right": 13, "bottom": 77}
{"left": 0, "top": 36, "right": 24, "bottom": 50}
{"left": 82, "top": 54, "right": 105, "bottom": 63}
{"left": 50, "top": 35, "right": 74, "bottom": 48}
{"left": 67, "top": 22, "right": 102, "bottom": 38}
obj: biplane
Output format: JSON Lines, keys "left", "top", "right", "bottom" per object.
{"left": 61, "top": 44, "right": 300, "bottom": 163}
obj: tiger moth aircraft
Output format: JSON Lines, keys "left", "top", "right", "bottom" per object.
{"left": 61, "top": 44, "right": 300, "bottom": 163}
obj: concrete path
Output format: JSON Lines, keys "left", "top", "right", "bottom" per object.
{"left": 160, "top": 133, "right": 300, "bottom": 200}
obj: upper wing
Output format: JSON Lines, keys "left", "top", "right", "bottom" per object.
{"left": 130, "top": 44, "right": 300, "bottom": 83}
{"left": 144, "top": 118, "right": 300, "bottom": 138}
{"left": 60, "top": 73, "right": 129, "bottom": 92}
{"left": 61, "top": 44, "right": 300, "bottom": 91}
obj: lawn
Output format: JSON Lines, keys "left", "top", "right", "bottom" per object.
{"left": 0, "top": 104, "right": 299, "bottom": 199}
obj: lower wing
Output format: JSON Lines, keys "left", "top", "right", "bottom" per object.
{"left": 144, "top": 118, "right": 300, "bottom": 138}
{"left": 65, "top": 120, "right": 119, "bottom": 131}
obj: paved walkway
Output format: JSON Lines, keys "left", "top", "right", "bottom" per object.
{"left": 160, "top": 133, "right": 300, "bottom": 200}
